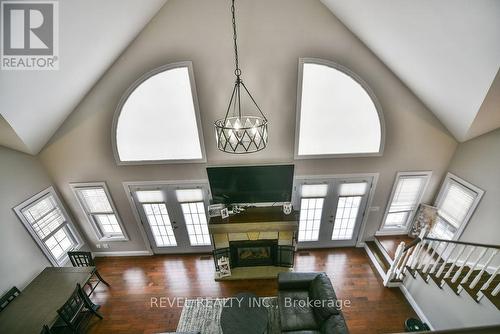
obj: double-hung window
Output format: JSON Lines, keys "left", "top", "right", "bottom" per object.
{"left": 430, "top": 173, "right": 483, "bottom": 240}
{"left": 14, "top": 187, "right": 82, "bottom": 266}
{"left": 71, "top": 182, "right": 127, "bottom": 241}
{"left": 379, "top": 172, "right": 431, "bottom": 233}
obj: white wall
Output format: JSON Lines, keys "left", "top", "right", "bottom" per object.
{"left": 38, "top": 0, "right": 457, "bottom": 253}
{"left": 0, "top": 147, "right": 52, "bottom": 295}
{"left": 404, "top": 275, "right": 500, "bottom": 330}
{"left": 448, "top": 128, "right": 500, "bottom": 245}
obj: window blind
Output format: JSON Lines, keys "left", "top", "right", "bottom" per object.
{"left": 438, "top": 180, "right": 476, "bottom": 228}
{"left": 389, "top": 176, "right": 425, "bottom": 212}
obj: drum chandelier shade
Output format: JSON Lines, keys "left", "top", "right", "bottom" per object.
{"left": 214, "top": 0, "right": 268, "bottom": 154}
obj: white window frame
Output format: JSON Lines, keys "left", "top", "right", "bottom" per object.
{"left": 377, "top": 171, "right": 432, "bottom": 236}
{"left": 432, "top": 173, "right": 484, "bottom": 240}
{"left": 71, "top": 182, "right": 129, "bottom": 241}
{"left": 14, "top": 186, "right": 83, "bottom": 266}
{"left": 111, "top": 61, "right": 207, "bottom": 165}
{"left": 294, "top": 58, "right": 385, "bottom": 159}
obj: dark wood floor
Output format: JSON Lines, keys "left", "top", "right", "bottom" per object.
{"left": 88, "top": 248, "right": 417, "bottom": 334}
{"left": 376, "top": 235, "right": 415, "bottom": 260}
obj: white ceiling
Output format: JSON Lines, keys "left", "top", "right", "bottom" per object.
{"left": 321, "top": 0, "right": 500, "bottom": 142}
{"left": 2, "top": 0, "right": 499, "bottom": 155}
{"left": 0, "top": 0, "right": 166, "bottom": 154}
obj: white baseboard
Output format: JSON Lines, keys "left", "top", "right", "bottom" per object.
{"left": 399, "top": 284, "right": 434, "bottom": 330}
{"left": 93, "top": 250, "right": 153, "bottom": 257}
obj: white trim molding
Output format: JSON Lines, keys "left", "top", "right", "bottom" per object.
{"left": 111, "top": 61, "right": 207, "bottom": 165}
{"left": 294, "top": 58, "right": 386, "bottom": 159}
{"left": 93, "top": 250, "right": 152, "bottom": 257}
{"left": 377, "top": 171, "right": 432, "bottom": 235}
{"left": 70, "top": 181, "right": 129, "bottom": 242}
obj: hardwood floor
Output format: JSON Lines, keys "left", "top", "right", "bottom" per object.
{"left": 88, "top": 248, "right": 417, "bottom": 334}
{"left": 376, "top": 235, "right": 415, "bottom": 260}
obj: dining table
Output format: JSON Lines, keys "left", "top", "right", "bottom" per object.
{"left": 0, "top": 266, "right": 95, "bottom": 334}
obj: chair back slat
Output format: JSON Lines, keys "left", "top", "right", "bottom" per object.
{"left": 0, "top": 287, "right": 21, "bottom": 312}
{"left": 68, "top": 251, "right": 95, "bottom": 267}
{"left": 57, "top": 284, "right": 86, "bottom": 328}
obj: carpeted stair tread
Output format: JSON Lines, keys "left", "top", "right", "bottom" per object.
{"left": 483, "top": 290, "right": 500, "bottom": 310}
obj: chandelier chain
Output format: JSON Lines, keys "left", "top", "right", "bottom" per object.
{"left": 231, "top": 0, "right": 241, "bottom": 77}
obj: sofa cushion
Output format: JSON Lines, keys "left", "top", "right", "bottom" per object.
{"left": 320, "top": 314, "right": 349, "bottom": 334}
{"left": 278, "top": 272, "right": 321, "bottom": 290}
{"left": 308, "top": 273, "right": 339, "bottom": 322}
{"left": 279, "top": 290, "right": 319, "bottom": 331}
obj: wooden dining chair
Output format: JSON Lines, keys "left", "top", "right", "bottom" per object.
{"left": 67, "top": 251, "right": 110, "bottom": 295}
{"left": 55, "top": 284, "right": 103, "bottom": 333}
{"left": 0, "top": 286, "right": 21, "bottom": 312}
{"left": 41, "top": 325, "right": 53, "bottom": 334}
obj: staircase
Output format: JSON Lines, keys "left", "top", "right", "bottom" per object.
{"left": 365, "top": 227, "right": 500, "bottom": 329}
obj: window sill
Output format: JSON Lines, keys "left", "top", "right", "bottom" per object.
{"left": 375, "top": 228, "right": 409, "bottom": 236}
{"left": 97, "top": 236, "right": 129, "bottom": 242}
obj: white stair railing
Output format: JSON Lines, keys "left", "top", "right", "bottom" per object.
{"left": 382, "top": 233, "right": 500, "bottom": 303}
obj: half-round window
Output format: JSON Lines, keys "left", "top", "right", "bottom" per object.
{"left": 295, "top": 59, "right": 384, "bottom": 158}
{"left": 113, "top": 62, "right": 206, "bottom": 164}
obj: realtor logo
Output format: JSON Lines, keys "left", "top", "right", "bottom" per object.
{"left": 1, "top": 0, "right": 59, "bottom": 70}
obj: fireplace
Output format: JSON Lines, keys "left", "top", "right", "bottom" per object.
{"left": 230, "top": 240, "right": 277, "bottom": 267}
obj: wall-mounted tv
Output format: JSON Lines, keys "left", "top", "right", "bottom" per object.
{"left": 207, "top": 164, "right": 294, "bottom": 204}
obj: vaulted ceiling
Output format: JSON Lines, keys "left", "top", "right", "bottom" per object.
{"left": 1, "top": 0, "right": 499, "bottom": 154}
{"left": 0, "top": 0, "right": 167, "bottom": 154}
{"left": 321, "top": 0, "right": 500, "bottom": 142}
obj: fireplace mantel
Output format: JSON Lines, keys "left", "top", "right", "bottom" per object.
{"left": 210, "top": 207, "right": 298, "bottom": 280}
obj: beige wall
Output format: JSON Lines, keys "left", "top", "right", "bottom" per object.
{"left": 448, "top": 129, "right": 500, "bottom": 245}
{"left": 38, "top": 0, "right": 457, "bottom": 253}
{"left": 0, "top": 147, "right": 52, "bottom": 294}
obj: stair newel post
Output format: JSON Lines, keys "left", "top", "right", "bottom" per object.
{"left": 410, "top": 227, "right": 428, "bottom": 269}
{"left": 423, "top": 241, "right": 440, "bottom": 274}
{"left": 452, "top": 246, "right": 475, "bottom": 283}
{"left": 384, "top": 241, "right": 406, "bottom": 286}
{"left": 397, "top": 248, "right": 413, "bottom": 280}
{"left": 471, "top": 249, "right": 499, "bottom": 290}
{"left": 436, "top": 243, "right": 457, "bottom": 278}
{"left": 477, "top": 264, "right": 499, "bottom": 301}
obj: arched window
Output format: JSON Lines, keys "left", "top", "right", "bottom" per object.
{"left": 295, "top": 58, "right": 384, "bottom": 158}
{"left": 112, "top": 62, "right": 206, "bottom": 164}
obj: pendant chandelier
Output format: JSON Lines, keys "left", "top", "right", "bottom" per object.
{"left": 214, "top": 0, "right": 268, "bottom": 154}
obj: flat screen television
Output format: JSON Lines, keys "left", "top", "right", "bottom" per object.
{"left": 207, "top": 164, "right": 294, "bottom": 204}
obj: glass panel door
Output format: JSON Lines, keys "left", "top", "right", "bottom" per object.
{"left": 130, "top": 183, "right": 212, "bottom": 254}
{"left": 295, "top": 176, "right": 372, "bottom": 248}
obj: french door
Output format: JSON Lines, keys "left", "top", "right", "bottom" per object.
{"left": 128, "top": 183, "right": 213, "bottom": 254}
{"left": 294, "top": 176, "right": 373, "bottom": 248}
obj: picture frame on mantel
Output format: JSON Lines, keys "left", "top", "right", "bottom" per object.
{"left": 216, "top": 256, "right": 231, "bottom": 278}
{"left": 409, "top": 204, "right": 438, "bottom": 237}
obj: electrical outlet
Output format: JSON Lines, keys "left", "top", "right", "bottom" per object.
{"left": 96, "top": 244, "right": 101, "bottom": 248}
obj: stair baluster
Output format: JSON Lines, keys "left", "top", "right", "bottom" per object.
{"left": 451, "top": 246, "right": 476, "bottom": 283}
{"left": 457, "top": 247, "right": 488, "bottom": 294}
{"left": 436, "top": 243, "right": 457, "bottom": 278}
{"left": 470, "top": 249, "right": 499, "bottom": 290}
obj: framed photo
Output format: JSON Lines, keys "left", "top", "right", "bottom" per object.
{"left": 409, "top": 204, "right": 438, "bottom": 237}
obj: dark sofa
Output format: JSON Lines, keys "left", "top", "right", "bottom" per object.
{"left": 278, "top": 272, "right": 349, "bottom": 334}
